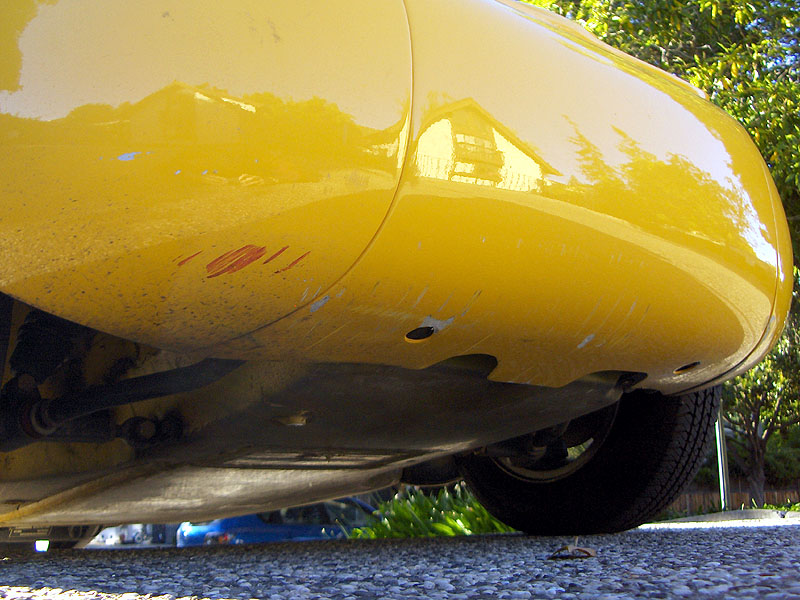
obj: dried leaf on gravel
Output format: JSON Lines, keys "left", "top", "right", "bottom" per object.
{"left": 547, "top": 544, "right": 598, "bottom": 560}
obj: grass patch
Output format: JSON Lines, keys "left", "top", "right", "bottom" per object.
{"left": 348, "top": 483, "right": 516, "bottom": 539}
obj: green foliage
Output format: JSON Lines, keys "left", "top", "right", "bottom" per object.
{"left": 526, "top": 0, "right": 800, "bottom": 243}
{"left": 526, "top": 0, "right": 800, "bottom": 504}
{"left": 348, "top": 483, "right": 516, "bottom": 539}
{"left": 719, "top": 268, "right": 800, "bottom": 502}
{"left": 764, "top": 425, "right": 800, "bottom": 486}
{"left": 723, "top": 290, "right": 800, "bottom": 440}
{"left": 723, "top": 267, "right": 800, "bottom": 438}
{"left": 763, "top": 501, "right": 800, "bottom": 511}
{"left": 692, "top": 450, "right": 722, "bottom": 489}
{"left": 652, "top": 502, "right": 723, "bottom": 522}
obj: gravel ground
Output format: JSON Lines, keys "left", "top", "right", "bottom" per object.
{"left": 0, "top": 522, "right": 799, "bottom": 599}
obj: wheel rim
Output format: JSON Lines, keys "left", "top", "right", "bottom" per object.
{"left": 492, "top": 404, "right": 618, "bottom": 483}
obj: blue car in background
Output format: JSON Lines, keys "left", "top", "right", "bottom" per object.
{"left": 176, "top": 497, "right": 376, "bottom": 547}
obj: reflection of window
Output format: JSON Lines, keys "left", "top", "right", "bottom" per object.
{"left": 454, "top": 133, "right": 493, "bottom": 149}
{"left": 414, "top": 104, "right": 549, "bottom": 192}
{"left": 453, "top": 161, "right": 476, "bottom": 174}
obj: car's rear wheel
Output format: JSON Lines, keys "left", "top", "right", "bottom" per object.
{"left": 458, "top": 386, "right": 719, "bottom": 534}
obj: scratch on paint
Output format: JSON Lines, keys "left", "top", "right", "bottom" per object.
{"left": 461, "top": 332, "right": 494, "bottom": 354}
{"left": 595, "top": 297, "right": 622, "bottom": 332}
{"left": 117, "top": 151, "right": 142, "bottom": 161}
{"left": 336, "top": 288, "right": 346, "bottom": 298}
{"left": 412, "top": 287, "right": 428, "bottom": 308}
{"left": 577, "top": 334, "right": 595, "bottom": 349}
{"left": 263, "top": 246, "right": 289, "bottom": 264}
{"left": 396, "top": 287, "right": 410, "bottom": 306}
{"left": 309, "top": 295, "right": 330, "bottom": 313}
{"left": 300, "top": 288, "right": 310, "bottom": 303}
{"left": 605, "top": 300, "right": 640, "bottom": 352}
{"left": 459, "top": 290, "right": 482, "bottom": 316}
{"left": 577, "top": 297, "right": 603, "bottom": 332}
{"left": 305, "top": 322, "right": 320, "bottom": 338}
{"left": 305, "top": 323, "right": 347, "bottom": 350}
{"left": 177, "top": 251, "right": 203, "bottom": 266}
{"left": 437, "top": 293, "right": 453, "bottom": 313}
{"left": 207, "top": 245, "right": 267, "bottom": 278}
{"left": 275, "top": 251, "right": 310, "bottom": 273}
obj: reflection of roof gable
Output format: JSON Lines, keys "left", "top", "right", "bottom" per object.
{"left": 133, "top": 81, "right": 205, "bottom": 107}
{"left": 360, "top": 115, "right": 406, "bottom": 144}
{"left": 416, "top": 97, "right": 561, "bottom": 176}
{"left": 131, "top": 82, "right": 271, "bottom": 115}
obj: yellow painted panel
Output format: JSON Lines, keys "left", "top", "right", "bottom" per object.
{"left": 218, "top": 0, "right": 788, "bottom": 394}
{"left": 0, "top": 0, "right": 788, "bottom": 395}
{"left": 0, "top": 0, "right": 411, "bottom": 350}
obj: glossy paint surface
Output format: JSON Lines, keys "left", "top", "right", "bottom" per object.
{"left": 0, "top": 0, "right": 792, "bottom": 528}
{"left": 0, "top": 0, "right": 411, "bottom": 349}
{"left": 0, "top": 0, "right": 790, "bottom": 395}
{"left": 222, "top": 0, "right": 790, "bottom": 393}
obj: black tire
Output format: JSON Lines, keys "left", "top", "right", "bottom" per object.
{"left": 458, "top": 386, "right": 720, "bottom": 535}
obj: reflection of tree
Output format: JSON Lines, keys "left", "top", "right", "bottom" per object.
{"left": 0, "top": 82, "right": 401, "bottom": 184}
{"left": 548, "top": 120, "right": 771, "bottom": 263}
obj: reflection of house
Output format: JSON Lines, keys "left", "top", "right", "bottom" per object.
{"left": 128, "top": 82, "right": 253, "bottom": 145}
{"left": 360, "top": 114, "right": 408, "bottom": 171}
{"left": 414, "top": 98, "right": 559, "bottom": 192}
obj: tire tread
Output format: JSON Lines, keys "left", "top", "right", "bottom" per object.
{"left": 459, "top": 386, "right": 720, "bottom": 535}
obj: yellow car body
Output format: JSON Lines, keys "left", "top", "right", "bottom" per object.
{"left": 0, "top": 0, "right": 791, "bottom": 537}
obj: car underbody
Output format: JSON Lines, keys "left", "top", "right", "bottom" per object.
{"left": 0, "top": 0, "right": 791, "bottom": 540}
{"left": 0, "top": 298, "right": 635, "bottom": 527}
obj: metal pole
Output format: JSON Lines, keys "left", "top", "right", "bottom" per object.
{"left": 715, "top": 405, "right": 732, "bottom": 511}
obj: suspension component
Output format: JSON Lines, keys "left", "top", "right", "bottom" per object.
{"left": 0, "top": 305, "right": 243, "bottom": 452}
{"left": 34, "top": 358, "right": 244, "bottom": 429}
{"left": 9, "top": 309, "right": 90, "bottom": 384}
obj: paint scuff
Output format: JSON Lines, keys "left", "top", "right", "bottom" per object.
{"left": 207, "top": 245, "right": 267, "bottom": 278}
{"left": 177, "top": 251, "right": 203, "bottom": 266}
{"left": 577, "top": 334, "right": 595, "bottom": 349}
{"left": 420, "top": 315, "right": 455, "bottom": 333}
{"left": 309, "top": 295, "right": 330, "bottom": 313}
{"left": 275, "top": 251, "right": 310, "bottom": 274}
{"left": 117, "top": 151, "right": 142, "bottom": 161}
{"left": 263, "top": 246, "right": 289, "bottom": 264}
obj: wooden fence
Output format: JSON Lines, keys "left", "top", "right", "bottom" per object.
{"left": 667, "top": 488, "right": 800, "bottom": 515}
